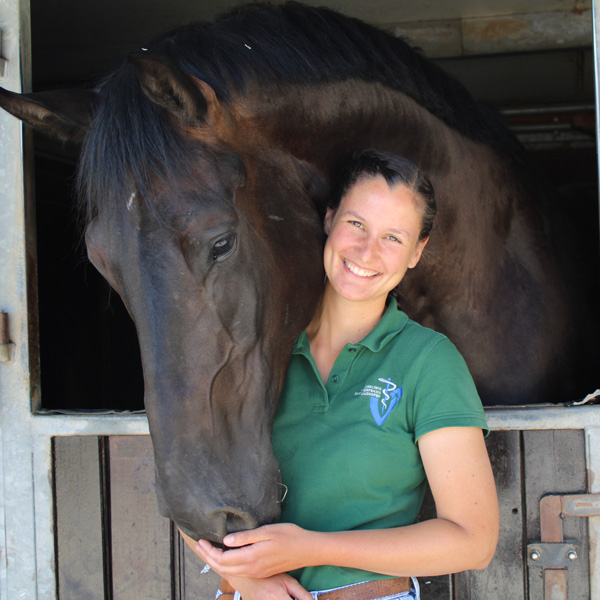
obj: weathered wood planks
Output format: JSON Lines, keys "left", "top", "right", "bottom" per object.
{"left": 54, "top": 430, "right": 590, "bottom": 599}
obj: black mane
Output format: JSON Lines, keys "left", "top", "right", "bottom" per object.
{"left": 78, "top": 1, "right": 522, "bottom": 219}
{"left": 153, "top": 1, "right": 516, "bottom": 149}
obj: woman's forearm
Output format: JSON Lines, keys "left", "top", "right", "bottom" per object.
{"left": 304, "top": 517, "right": 497, "bottom": 578}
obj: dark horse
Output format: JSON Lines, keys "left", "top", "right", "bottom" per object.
{"left": 0, "top": 2, "right": 597, "bottom": 542}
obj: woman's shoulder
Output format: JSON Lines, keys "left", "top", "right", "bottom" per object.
{"left": 395, "top": 310, "right": 451, "bottom": 351}
{"left": 386, "top": 312, "right": 474, "bottom": 381}
{"left": 373, "top": 299, "right": 451, "bottom": 354}
{"left": 403, "top": 314, "right": 447, "bottom": 341}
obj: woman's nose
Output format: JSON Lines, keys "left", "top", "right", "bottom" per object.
{"left": 357, "top": 235, "right": 378, "bottom": 260}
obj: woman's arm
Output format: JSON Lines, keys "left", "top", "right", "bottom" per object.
{"left": 194, "top": 427, "right": 499, "bottom": 579}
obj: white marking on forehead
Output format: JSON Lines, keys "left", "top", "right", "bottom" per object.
{"left": 127, "top": 192, "right": 136, "bottom": 212}
{"left": 268, "top": 215, "right": 284, "bottom": 221}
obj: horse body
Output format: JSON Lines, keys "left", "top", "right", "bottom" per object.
{"left": 0, "top": 2, "right": 596, "bottom": 541}
{"left": 241, "top": 79, "right": 577, "bottom": 404}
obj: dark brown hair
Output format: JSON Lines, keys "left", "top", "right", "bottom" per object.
{"left": 330, "top": 149, "right": 437, "bottom": 240}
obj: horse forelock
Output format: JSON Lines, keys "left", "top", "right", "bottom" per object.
{"left": 76, "top": 62, "right": 214, "bottom": 226}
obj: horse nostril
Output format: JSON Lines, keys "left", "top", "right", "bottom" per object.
{"left": 225, "top": 510, "right": 259, "bottom": 535}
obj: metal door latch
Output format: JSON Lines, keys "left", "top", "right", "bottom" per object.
{"left": 0, "top": 311, "right": 14, "bottom": 363}
{"left": 529, "top": 494, "right": 600, "bottom": 600}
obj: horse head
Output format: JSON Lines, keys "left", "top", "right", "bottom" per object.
{"left": 0, "top": 53, "right": 325, "bottom": 542}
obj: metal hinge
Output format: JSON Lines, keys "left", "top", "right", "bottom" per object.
{"left": 0, "top": 311, "right": 14, "bottom": 363}
{"left": 527, "top": 494, "right": 600, "bottom": 600}
{"left": 0, "top": 30, "right": 7, "bottom": 80}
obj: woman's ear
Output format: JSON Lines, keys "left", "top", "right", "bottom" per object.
{"left": 324, "top": 207, "right": 336, "bottom": 235}
{"left": 408, "top": 236, "right": 429, "bottom": 269}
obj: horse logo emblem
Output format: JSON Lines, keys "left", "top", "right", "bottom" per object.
{"left": 370, "top": 378, "right": 402, "bottom": 426}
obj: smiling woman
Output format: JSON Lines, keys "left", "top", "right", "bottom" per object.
{"left": 187, "top": 149, "right": 498, "bottom": 600}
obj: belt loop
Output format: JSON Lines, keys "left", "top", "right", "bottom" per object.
{"left": 410, "top": 577, "right": 419, "bottom": 598}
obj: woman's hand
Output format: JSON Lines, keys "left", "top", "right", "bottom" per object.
{"left": 179, "top": 527, "right": 313, "bottom": 600}
{"left": 219, "top": 574, "right": 313, "bottom": 600}
{"left": 195, "top": 523, "right": 315, "bottom": 579}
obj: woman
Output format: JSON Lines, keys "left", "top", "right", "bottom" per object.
{"left": 187, "top": 150, "right": 499, "bottom": 600}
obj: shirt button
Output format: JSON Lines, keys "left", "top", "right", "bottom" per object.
{"left": 332, "top": 374, "right": 340, "bottom": 383}
{"left": 348, "top": 347, "right": 357, "bottom": 352}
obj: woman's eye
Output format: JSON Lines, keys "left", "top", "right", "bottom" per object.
{"left": 349, "top": 220, "right": 363, "bottom": 228}
{"left": 212, "top": 234, "right": 237, "bottom": 261}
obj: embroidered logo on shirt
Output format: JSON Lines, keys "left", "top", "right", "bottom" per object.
{"left": 355, "top": 378, "right": 403, "bottom": 426}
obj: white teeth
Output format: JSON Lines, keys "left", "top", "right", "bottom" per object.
{"left": 344, "top": 259, "right": 379, "bottom": 277}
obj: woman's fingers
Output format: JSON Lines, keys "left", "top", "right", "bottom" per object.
{"left": 223, "top": 525, "right": 269, "bottom": 548}
{"left": 225, "top": 574, "right": 312, "bottom": 600}
{"left": 194, "top": 539, "right": 227, "bottom": 572}
{"left": 285, "top": 577, "right": 314, "bottom": 600}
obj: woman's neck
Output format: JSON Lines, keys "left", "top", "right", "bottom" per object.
{"left": 306, "top": 284, "right": 387, "bottom": 382}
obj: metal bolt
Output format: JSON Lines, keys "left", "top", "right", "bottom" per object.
{"left": 567, "top": 550, "right": 578, "bottom": 561}
{"left": 530, "top": 550, "right": 541, "bottom": 561}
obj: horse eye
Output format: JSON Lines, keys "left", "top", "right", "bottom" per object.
{"left": 212, "top": 234, "right": 236, "bottom": 261}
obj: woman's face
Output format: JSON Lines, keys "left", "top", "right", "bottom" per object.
{"left": 323, "top": 175, "right": 428, "bottom": 305}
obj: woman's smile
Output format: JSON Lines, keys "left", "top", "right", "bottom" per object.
{"left": 343, "top": 258, "right": 381, "bottom": 278}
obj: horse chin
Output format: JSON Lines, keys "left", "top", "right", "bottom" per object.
{"left": 174, "top": 515, "right": 268, "bottom": 546}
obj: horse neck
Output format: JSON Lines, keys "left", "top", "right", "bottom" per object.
{"left": 237, "top": 80, "right": 461, "bottom": 174}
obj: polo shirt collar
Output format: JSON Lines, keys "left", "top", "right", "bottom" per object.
{"left": 358, "top": 297, "right": 409, "bottom": 352}
{"left": 292, "top": 297, "right": 409, "bottom": 356}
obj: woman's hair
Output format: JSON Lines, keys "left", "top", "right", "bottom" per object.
{"left": 330, "top": 149, "right": 437, "bottom": 240}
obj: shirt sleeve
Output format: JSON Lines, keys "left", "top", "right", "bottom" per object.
{"left": 411, "top": 336, "right": 489, "bottom": 441}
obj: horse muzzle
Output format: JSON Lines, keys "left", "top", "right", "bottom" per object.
{"left": 153, "top": 460, "right": 282, "bottom": 543}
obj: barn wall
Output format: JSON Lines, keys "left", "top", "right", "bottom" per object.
{"left": 0, "top": 0, "right": 49, "bottom": 597}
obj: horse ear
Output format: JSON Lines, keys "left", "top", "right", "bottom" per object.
{"left": 128, "top": 52, "right": 211, "bottom": 123}
{"left": 0, "top": 86, "right": 98, "bottom": 144}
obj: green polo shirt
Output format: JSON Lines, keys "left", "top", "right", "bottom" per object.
{"left": 271, "top": 299, "right": 488, "bottom": 592}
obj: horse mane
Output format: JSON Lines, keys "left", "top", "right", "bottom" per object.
{"left": 157, "top": 1, "right": 519, "bottom": 150}
{"left": 77, "top": 1, "right": 524, "bottom": 221}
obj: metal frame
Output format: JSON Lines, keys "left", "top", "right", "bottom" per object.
{"left": 0, "top": 0, "right": 599, "bottom": 598}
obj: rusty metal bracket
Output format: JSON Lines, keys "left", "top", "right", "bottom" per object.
{"left": 532, "top": 494, "right": 600, "bottom": 600}
{"left": 0, "top": 311, "right": 15, "bottom": 363}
